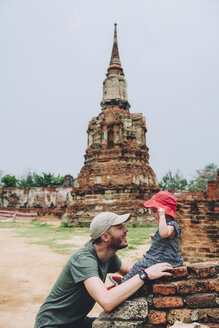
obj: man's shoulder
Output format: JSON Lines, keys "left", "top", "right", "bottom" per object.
{"left": 70, "top": 243, "right": 97, "bottom": 262}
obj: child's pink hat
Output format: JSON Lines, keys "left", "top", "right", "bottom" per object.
{"left": 143, "top": 191, "right": 177, "bottom": 219}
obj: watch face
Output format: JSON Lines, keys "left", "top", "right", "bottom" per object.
{"left": 139, "top": 271, "right": 147, "bottom": 280}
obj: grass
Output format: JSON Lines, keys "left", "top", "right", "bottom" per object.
{"left": 0, "top": 221, "right": 157, "bottom": 258}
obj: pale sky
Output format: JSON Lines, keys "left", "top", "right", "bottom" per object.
{"left": 0, "top": 0, "right": 218, "bottom": 181}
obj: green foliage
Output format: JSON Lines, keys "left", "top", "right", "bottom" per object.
{"left": 60, "top": 222, "right": 73, "bottom": 228}
{"left": 18, "top": 172, "right": 65, "bottom": 187}
{"left": 188, "top": 163, "right": 218, "bottom": 191}
{"left": 0, "top": 171, "right": 65, "bottom": 188}
{"left": 1, "top": 175, "right": 18, "bottom": 187}
{"left": 18, "top": 173, "right": 36, "bottom": 187}
{"left": 159, "top": 163, "right": 218, "bottom": 191}
{"left": 159, "top": 170, "right": 188, "bottom": 190}
{"left": 0, "top": 170, "right": 3, "bottom": 187}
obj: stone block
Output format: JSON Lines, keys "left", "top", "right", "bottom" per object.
{"left": 153, "top": 296, "right": 183, "bottom": 308}
{"left": 167, "top": 309, "right": 199, "bottom": 324}
{"left": 187, "top": 263, "right": 216, "bottom": 278}
{"left": 98, "top": 298, "right": 148, "bottom": 321}
{"left": 185, "top": 294, "right": 217, "bottom": 308}
{"left": 147, "top": 310, "right": 167, "bottom": 324}
{"left": 93, "top": 319, "right": 145, "bottom": 328}
{"left": 160, "top": 267, "right": 188, "bottom": 281}
{"left": 198, "top": 309, "right": 219, "bottom": 323}
{"left": 153, "top": 283, "right": 177, "bottom": 295}
{"left": 209, "top": 279, "right": 219, "bottom": 292}
{"left": 177, "top": 279, "right": 213, "bottom": 294}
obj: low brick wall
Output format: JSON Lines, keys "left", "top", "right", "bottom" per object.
{"left": 176, "top": 189, "right": 218, "bottom": 263}
{"left": 93, "top": 262, "right": 219, "bottom": 328}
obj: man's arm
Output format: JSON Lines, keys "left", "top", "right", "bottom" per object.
{"left": 117, "top": 261, "right": 132, "bottom": 276}
{"left": 84, "top": 262, "right": 172, "bottom": 312}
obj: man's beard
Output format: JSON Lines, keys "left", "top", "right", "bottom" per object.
{"left": 109, "top": 235, "right": 128, "bottom": 250}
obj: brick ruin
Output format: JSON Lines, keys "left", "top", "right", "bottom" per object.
{"left": 93, "top": 262, "right": 219, "bottom": 328}
{"left": 67, "top": 23, "right": 159, "bottom": 223}
{"left": 176, "top": 178, "right": 218, "bottom": 264}
{"left": 0, "top": 24, "right": 218, "bottom": 265}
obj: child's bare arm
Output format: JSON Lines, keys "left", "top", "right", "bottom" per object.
{"left": 158, "top": 208, "right": 175, "bottom": 238}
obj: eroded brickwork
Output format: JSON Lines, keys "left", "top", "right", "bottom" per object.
{"left": 0, "top": 187, "right": 73, "bottom": 217}
{"left": 93, "top": 262, "right": 219, "bottom": 328}
{"left": 175, "top": 175, "right": 219, "bottom": 263}
{"left": 68, "top": 24, "right": 159, "bottom": 223}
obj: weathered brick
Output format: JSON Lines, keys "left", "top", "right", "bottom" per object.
{"left": 187, "top": 262, "right": 216, "bottom": 278}
{"left": 185, "top": 293, "right": 217, "bottom": 308}
{"left": 167, "top": 309, "right": 198, "bottom": 324}
{"left": 160, "top": 267, "right": 188, "bottom": 282}
{"left": 153, "top": 296, "right": 183, "bottom": 308}
{"left": 198, "top": 308, "right": 219, "bottom": 323}
{"left": 209, "top": 279, "right": 219, "bottom": 292}
{"left": 177, "top": 279, "right": 214, "bottom": 294}
{"left": 171, "top": 266, "right": 188, "bottom": 278}
{"left": 153, "top": 283, "right": 176, "bottom": 295}
{"left": 148, "top": 310, "right": 167, "bottom": 324}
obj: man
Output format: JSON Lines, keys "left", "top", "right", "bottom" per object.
{"left": 35, "top": 212, "right": 173, "bottom": 328}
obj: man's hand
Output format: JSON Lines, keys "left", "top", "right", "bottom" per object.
{"left": 144, "top": 263, "right": 173, "bottom": 280}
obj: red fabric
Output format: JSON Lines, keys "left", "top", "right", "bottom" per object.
{"left": 143, "top": 191, "right": 177, "bottom": 219}
{"left": 107, "top": 284, "right": 116, "bottom": 290}
{"left": 110, "top": 276, "right": 122, "bottom": 283}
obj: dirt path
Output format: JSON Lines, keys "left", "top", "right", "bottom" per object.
{"left": 0, "top": 226, "right": 150, "bottom": 328}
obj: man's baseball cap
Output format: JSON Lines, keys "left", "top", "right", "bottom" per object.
{"left": 143, "top": 191, "right": 177, "bottom": 219}
{"left": 88, "top": 212, "right": 131, "bottom": 243}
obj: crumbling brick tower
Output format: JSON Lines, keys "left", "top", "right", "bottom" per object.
{"left": 69, "top": 24, "right": 159, "bottom": 224}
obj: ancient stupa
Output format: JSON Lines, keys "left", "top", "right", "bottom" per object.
{"left": 69, "top": 24, "right": 159, "bottom": 224}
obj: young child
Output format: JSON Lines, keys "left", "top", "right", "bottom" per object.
{"left": 111, "top": 191, "right": 183, "bottom": 285}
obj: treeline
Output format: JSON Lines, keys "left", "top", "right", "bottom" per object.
{"left": 159, "top": 163, "right": 218, "bottom": 191}
{"left": 0, "top": 172, "right": 65, "bottom": 188}
{"left": 0, "top": 163, "right": 217, "bottom": 190}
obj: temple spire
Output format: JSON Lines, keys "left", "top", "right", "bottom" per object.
{"left": 101, "top": 23, "right": 129, "bottom": 111}
{"left": 107, "top": 23, "right": 124, "bottom": 76}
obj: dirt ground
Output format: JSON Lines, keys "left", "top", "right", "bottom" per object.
{"left": 0, "top": 221, "right": 150, "bottom": 328}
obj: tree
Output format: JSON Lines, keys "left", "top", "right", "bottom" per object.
{"left": 32, "top": 172, "right": 64, "bottom": 187}
{"left": 1, "top": 175, "right": 18, "bottom": 187}
{"left": 18, "top": 173, "right": 36, "bottom": 187}
{"left": 188, "top": 163, "right": 218, "bottom": 191}
{"left": 18, "top": 172, "right": 64, "bottom": 187}
{"left": 0, "top": 170, "right": 3, "bottom": 187}
{"left": 159, "top": 170, "right": 188, "bottom": 190}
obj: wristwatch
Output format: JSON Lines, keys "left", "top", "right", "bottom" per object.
{"left": 138, "top": 270, "right": 150, "bottom": 283}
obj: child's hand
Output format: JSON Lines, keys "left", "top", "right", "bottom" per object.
{"left": 158, "top": 208, "right": 165, "bottom": 218}
{"left": 149, "top": 233, "right": 154, "bottom": 239}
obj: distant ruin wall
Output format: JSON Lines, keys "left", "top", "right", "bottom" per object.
{"left": 93, "top": 262, "right": 219, "bottom": 328}
{"left": 0, "top": 176, "right": 218, "bottom": 262}
{"left": 0, "top": 187, "right": 74, "bottom": 216}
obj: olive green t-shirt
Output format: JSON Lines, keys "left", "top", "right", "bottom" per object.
{"left": 35, "top": 243, "right": 122, "bottom": 327}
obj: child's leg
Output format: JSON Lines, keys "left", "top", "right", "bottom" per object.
{"left": 120, "top": 258, "right": 150, "bottom": 284}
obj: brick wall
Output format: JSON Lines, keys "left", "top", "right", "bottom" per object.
{"left": 176, "top": 176, "right": 219, "bottom": 263}
{"left": 93, "top": 262, "right": 219, "bottom": 328}
{"left": 0, "top": 187, "right": 74, "bottom": 217}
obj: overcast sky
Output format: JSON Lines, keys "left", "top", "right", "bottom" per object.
{"left": 0, "top": 0, "right": 218, "bottom": 182}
